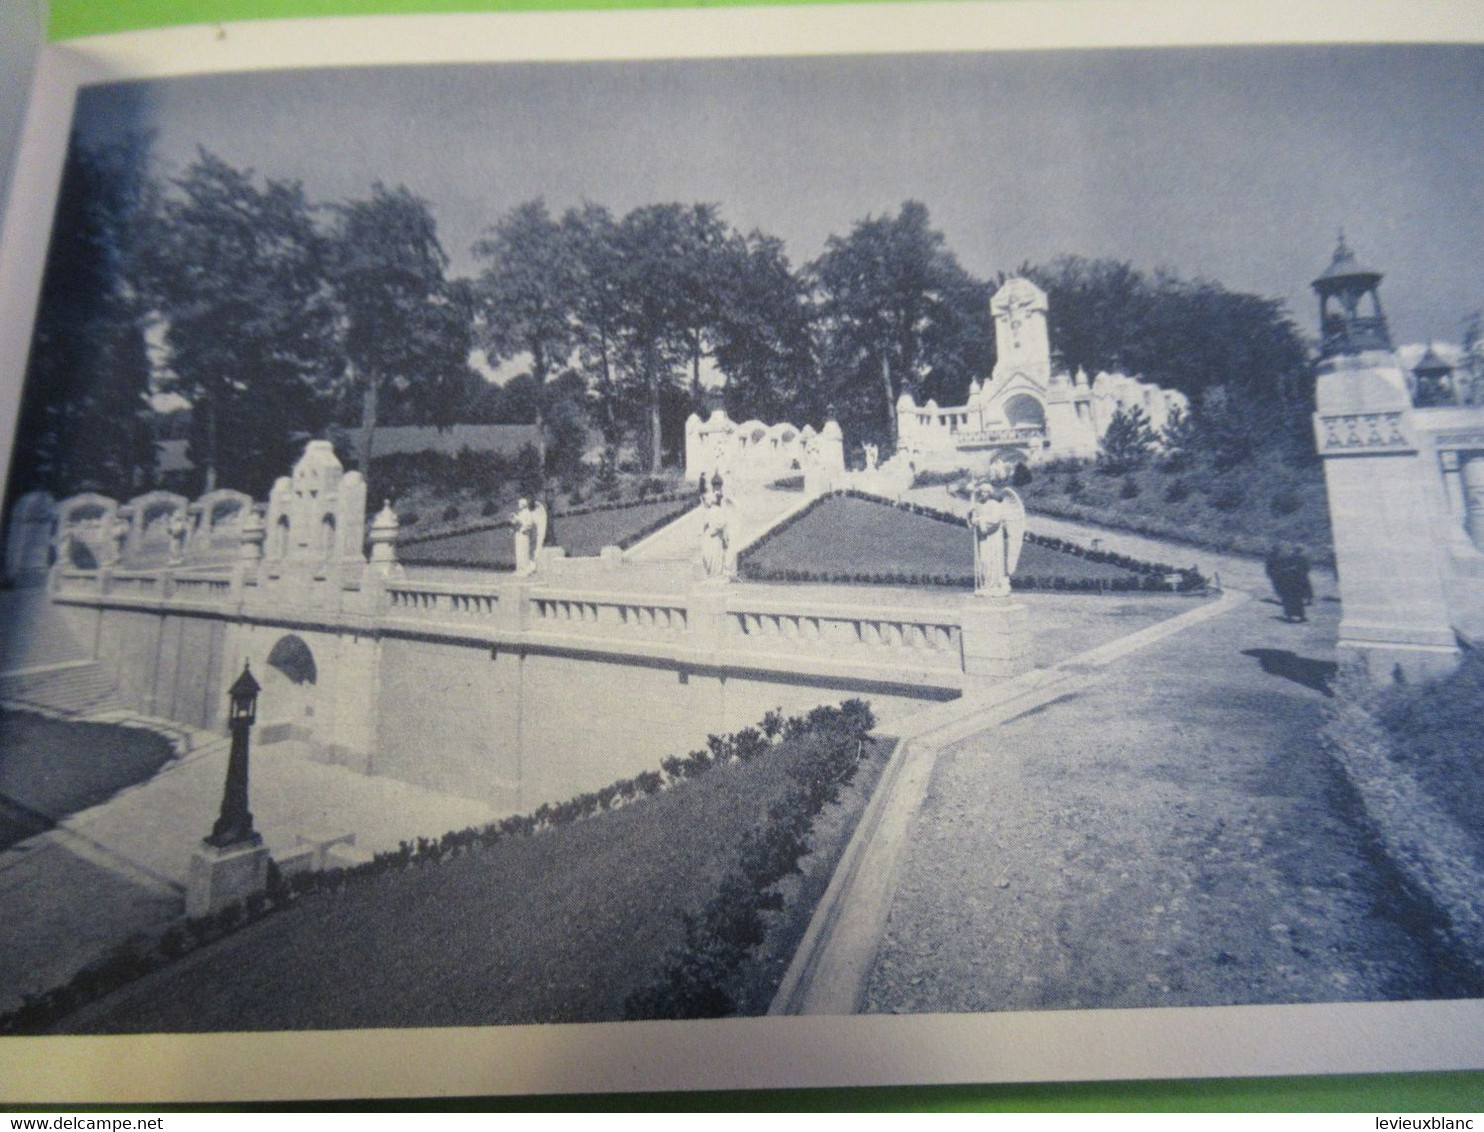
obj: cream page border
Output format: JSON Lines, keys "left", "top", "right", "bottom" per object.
{"left": 1, "top": 0, "right": 1482, "bottom": 1104}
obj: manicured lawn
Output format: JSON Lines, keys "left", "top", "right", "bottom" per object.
{"left": 0, "top": 712, "right": 175, "bottom": 850}
{"left": 741, "top": 494, "right": 1147, "bottom": 587}
{"left": 400, "top": 497, "right": 694, "bottom": 568}
{"left": 59, "top": 729, "right": 870, "bottom": 1033}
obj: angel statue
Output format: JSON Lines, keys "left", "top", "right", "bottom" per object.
{"left": 532, "top": 499, "right": 549, "bottom": 562}
{"left": 968, "top": 472, "right": 1026, "bottom": 598}
{"left": 511, "top": 498, "right": 538, "bottom": 576}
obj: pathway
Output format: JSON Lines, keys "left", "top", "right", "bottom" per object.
{"left": 777, "top": 512, "right": 1477, "bottom": 1014}
{"left": 0, "top": 711, "right": 499, "bottom": 1014}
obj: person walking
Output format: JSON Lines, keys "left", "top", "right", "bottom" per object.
{"left": 1274, "top": 543, "right": 1313, "bottom": 623}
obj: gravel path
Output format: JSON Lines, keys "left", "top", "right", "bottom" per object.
{"left": 862, "top": 568, "right": 1480, "bottom": 1014}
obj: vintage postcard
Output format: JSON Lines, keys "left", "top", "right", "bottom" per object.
{"left": 0, "top": 0, "right": 1482, "bottom": 1105}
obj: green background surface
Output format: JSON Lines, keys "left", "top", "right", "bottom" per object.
{"left": 37, "top": 0, "right": 1484, "bottom": 1113}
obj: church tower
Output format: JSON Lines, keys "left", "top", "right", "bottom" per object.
{"left": 989, "top": 277, "right": 1052, "bottom": 386}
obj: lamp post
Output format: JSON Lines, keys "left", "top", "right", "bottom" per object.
{"left": 207, "top": 663, "right": 262, "bottom": 848}
{"left": 188, "top": 662, "right": 272, "bottom": 918}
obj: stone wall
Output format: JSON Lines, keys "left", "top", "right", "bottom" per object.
{"left": 685, "top": 409, "right": 845, "bottom": 492}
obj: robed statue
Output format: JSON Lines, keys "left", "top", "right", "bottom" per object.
{"left": 511, "top": 498, "right": 538, "bottom": 575}
{"left": 699, "top": 487, "right": 730, "bottom": 580}
{"left": 969, "top": 480, "right": 1026, "bottom": 597}
{"left": 533, "top": 500, "right": 548, "bottom": 558}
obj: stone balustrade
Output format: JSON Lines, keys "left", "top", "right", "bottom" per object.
{"left": 531, "top": 591, "right": 689, "bottom": 636}
{"left": 171, "top": 574, "right": 233, "bottom": 602}
{"left": 724, "top": 599, "right": 962, "bottom": 673}
{"left": 50, "top": 560, "right": 1004, "bottom": 692}
{"left": 385, "top": 580, "right": 500, "bottom": 619}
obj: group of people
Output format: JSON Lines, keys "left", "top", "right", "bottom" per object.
{"left": 1264, "top": 543, "right": 1314, "bottom": 623}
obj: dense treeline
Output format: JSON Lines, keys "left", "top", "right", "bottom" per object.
{"left": 11, "top": 134, "right": 1319, "bottom": 502}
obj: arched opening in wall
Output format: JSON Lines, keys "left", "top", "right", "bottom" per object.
{"left": 259, "top": 633, "right": 318, "bottom": 745}
{"left": 64, "top": 537, "right": 97, "bottom": 569}
{"left": 320, "top": 513, "right": 336, "bottom": 556}
{"left": 209, "top": 501, "right": 242, "bottom": 548}
{"left": 1003, "top": 394, "right": 1047, "bottom": 431}
{"left": 273, "top": 515, "right": 290, "bottom": 558}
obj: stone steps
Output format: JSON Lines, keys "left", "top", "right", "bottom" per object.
{"left": 0, "top": 660, "right": 124, "bottom": 716}
{"left": 0, "top": 588, "right": 91, "bottom": 672}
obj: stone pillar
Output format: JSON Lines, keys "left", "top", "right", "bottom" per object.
{"left": 367, "top": 500, "right": 400, "bottom": 576}
{"left": 959, "top": 597, "right": 1030, "bottom": 685}
{"left": 4, "top": 491, "right": 54, "bottom": 583}
{"left": 687, "top": 585, "right": 731, "bottom": 657}
{"left": 1463, "top": 454, "right": 1484, "bottom": 552}
{"left": 239, "top": 509, "right": 266, "bottom": 562}
{"left": 1314, "top": 355, "right": 1459, "bottom": 682}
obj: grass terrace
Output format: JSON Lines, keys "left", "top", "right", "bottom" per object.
{"left": 36, "top": 705, "right": 884, "bottom": 1033}
{"left": 740, "top": 492, "right": 1202, "bottom": 592}
{"left": 0, "top": 712, "right": 175, "bottom": 850}
{"left": 399, "top": 495, "right": 696, "bottom": 569}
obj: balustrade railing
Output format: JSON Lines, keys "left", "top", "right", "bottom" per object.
{"left": 172, "top": 574, "right": 232, "bottom": 600}
{"left": 385, "top": 580, "right": 500, "bottom": 618}
{"left": 532, "top": 592, "right": 688, "bottom": 636}
{"left": 54, "top": 569, "right": 101, "bottom": 596}
{"left": 53, "top": 564, "right": 972, "bottom": 681}
{"left": 726, "top": 601, "right": 961, "bottom": 670}
{"left": 107, "top": 571, "right": 162, "bottom": 598}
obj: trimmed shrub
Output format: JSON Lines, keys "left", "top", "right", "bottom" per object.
{"left": 1211, "top": 484, "right": 1246, "bottom": 512}
{"left": 1270, "top": 487, "right": 1301, "bottom": 516}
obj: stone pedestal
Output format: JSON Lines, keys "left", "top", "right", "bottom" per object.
{"left": 1314, "top": 355, "right": 1459, "bottom": 683}
{"left": 959, "top": 598, "right": 1030, "bottom": 682}
{"left": 1463, "top": 454, "right": 1484, "bottom": 552}
{"left": 688, "top": 585, "right": 731, "bottom": 653}
{"left": 186, "top": 836, "right": 269, "bottom": 919}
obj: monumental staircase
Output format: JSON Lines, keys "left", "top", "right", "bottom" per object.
{"left": 0, "top": 587, "right": 122, "bottom": 715}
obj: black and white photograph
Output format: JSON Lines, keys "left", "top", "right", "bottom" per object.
{"left": 0, "top": 0, "right": 1481, "bottom": 1103}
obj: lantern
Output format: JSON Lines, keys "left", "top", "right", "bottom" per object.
{"left": 228, "top": 663, "right": 260, "bottom": 727}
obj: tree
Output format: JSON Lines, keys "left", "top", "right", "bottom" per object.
{"left": 1097, "top": 404, "right": 1156, "bottom": 474}
{"left": 1016, "top": 256, "right": 1148, "bottom": 378}
{"left": 712, "top": 231, "right": 818, "bottom": 425}
{"left": 145, "top": 150, "right": 338, "bottom": 495}
{"left": 610, "top": 204, "right": 702, "bottom": 471}
{"left": 671, "top": 204, "right": 731, "bottom": 406}
{"left": 328, "top": 184, "right": 476, "bottom": 473}
{"left": 1023, "top": 256, "right": 1310, "bottom": 419}
{"left": 1157, "top": 403, "right": 1199, "bottom": 472}
{"left": 11, "top": 133, "right": 157, "bottom": 499}
{"left": 472, "top": 199, "right": 579, "bottom": 468}
{"left": 810, "top": 201, "right": 989, "bottom": 447}
{"left": 563, "top": 203, "right": 626, "bottom": 447}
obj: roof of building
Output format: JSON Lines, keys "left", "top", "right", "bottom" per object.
{"left": 1413, "top": 344, "right": 1453, "bottom": 376}
{"left": 1312, "top": 232, "right": 1382, "bottom": 290}
{"left": 332, "top": 424, "right": 542, "bottom": 460}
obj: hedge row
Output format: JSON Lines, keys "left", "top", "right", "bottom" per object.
{"left": 0, "top": 702, "right": 867, "bottom": 1036}
{"left": 624, "top": 699, "right": 877, "bottom": 1019}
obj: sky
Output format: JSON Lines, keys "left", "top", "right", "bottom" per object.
{"left": 74, "top": 42, "right": 1484, "bottom": 350}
